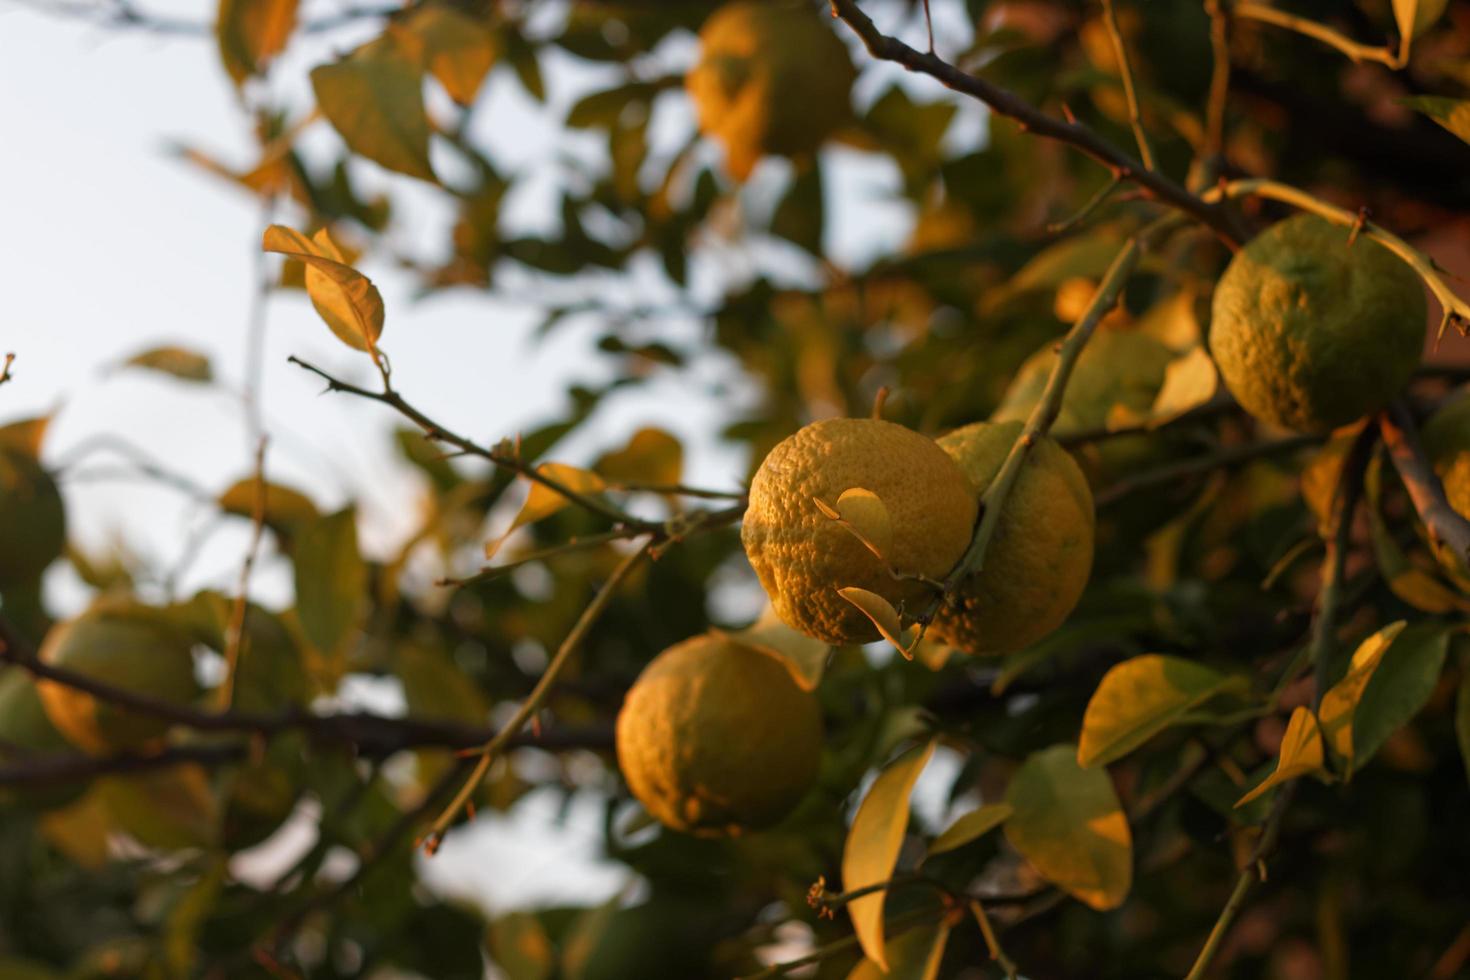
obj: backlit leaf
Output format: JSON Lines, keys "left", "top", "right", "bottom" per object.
{"left": 844, "top": 919, "right": 950, "bottom": 980}
{"left": 927, "top": 802, "right": 1013, "bottom": 857}
{"left": 218, "top": 477, "right": 319, "bottom": 538}
{"left": 485, "top": 463, "right": 606, "bottom": 558}
{"left": 1236, "top": 706, "right": 1327, "bottom": 807}
{"left": 1078, "top": 654, "right": 1236, "bottom": 768}
{"left": 1393, "top": 0, "right": 1447, "bottom": 41}
{"left": 216, "top": 0, "right": 298, "bottom": 85}
{"left": 394, "top": 5, "right": 497, "bottom": 106}
{"left": 1319, "top": 621, "right": 1409, "bottom": 768}
{"left": 311, "top": 37, "right": 436, "bottom": 181}
{"left": 262, "top": 225, "right": 385, "bottom": 352}
{"left": 594, "top": 428, "right": 683, "bottom": 486}
{"left": 842, "top": 740, "right": 936, "bottom": 971}
{"left": 121, "top": 346, "right": 213, "bottom": 383}
{"left": 838, "top": 587, "right": 917, "bottom": 657}
{"left": 293, "top": 507, "right": 367, "bottom": 656}
{"left": 1005, "top": 744, "right": 1132, "bottom": 910}
{"left": 0, "top": 416, "right": 51, "bottom": 458}
{"left": 834, "top": 488, "right": 893, "bottom": 560}
{"left": 728, "top": 607, "right": 829, "bottom": 691}
{"left": 1148, "top": 346, "right": 1217, "bottom": 426}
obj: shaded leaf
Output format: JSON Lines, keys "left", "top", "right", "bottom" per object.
{"left": 216, "top": 0, "right": 298, "bottom": 85}
{"left": 218, "top": 477, "right": 318, "bottom": 538}
{"left": 486, "top": 910, "right": 554, "bottom": 980}
{"left": 311, "top": 37, "right": 436, "bottom": 181}
{"left": 293, "top": 507, "right": 367, "bottom": 656}
{"left": 121, "top": 346, "right": 213, "bottom": 383}
{"left": 594, "top": 428, "right": 682, "bottom": 486}
{"left": 771, "top": 162, "right": 825, "bottom": 255}
{"left": 1401, "top": 96, "right": 1470, "bottom": 145}
{"left": 1350, "top": 623, "right": 1450, "bottom": 772}
{"left": 396, "top": 643, "right": 489, "bottom": 724}
{"left": 843, "top": 740, "right": 936, "bottom": 971}
{"left": 0, "top": 416, "right": 51, "bottom": 458}
{"left": 1319, "top": 620, "right": 1409, "bottom": 769}
{"left": 727, "top": 607, "right": 829, "bottom": 691}
{"left": 1236, "top": 706, "right": 1327, "bottom": 807}
{"left": 844, "top": 919, "right": 950, "bottom": 980}
{"left": 927, "top": 802, "right": 1013, "bottom": 857}
{"left": 1456, "top": 654, "right": 1470, "bottom": 785}
{"left": 1005, "top": 744, "right": 1132, "bottom": 910}
{"left": 1078, "top": 654, "right": 1237, "bottom": 768}
{"left": 262, "top": 225, "right": 385, "bottom": 352}
{"left": 838, "top": 587, "right": 916, "bottom": 657}
{"left": 99, "top": 767, "right": 219, "bottom": 850}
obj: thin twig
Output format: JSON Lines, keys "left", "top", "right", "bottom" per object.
{"left": 0, "top": 353, "right": 14, "bottom": 387}
{"left": 219, "top": 436, "right": 270, "bottom": 709}
{"left": 1232, "top": 2, "right": 1402, "bottom": 68}
{"left": 421, "top": 539, "right": 653, "bottom": 849}
{"left": 827, "top": 0, "right": 1247, "bottom": 245}
{"left": 1200, "top": 0, "right": 1231, "bottom": 183}
{"left": 1380, "top": 402, "right": 1470, "bottom": 575}
{"left": 971, "top": 900, "right": 1020, "bottom": 980}
{"left": 1100, "top": 0, "right": 1156, "bottom": 171}
{"left": 1095, "top": 434, "right": 1319, "bottom": 507}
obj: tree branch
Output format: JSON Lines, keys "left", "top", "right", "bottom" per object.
{"left": 827, "top": 0, "right": 1248, "bottom": 245}
{"left": 1380, "top": 402, "right": 1470, "bottom": 573}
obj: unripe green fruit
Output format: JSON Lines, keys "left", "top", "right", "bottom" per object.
{"left": 0, "top": 448, "right": 66, "bottom": 587}
{"left": 38, "top": 604, "right": 201, "bottom": 754}
{"left": 1210, "top": 214, "right": 1425, "bottom": 433}
{"left": 616, "top": 633, "right": 822, "bottom": 835}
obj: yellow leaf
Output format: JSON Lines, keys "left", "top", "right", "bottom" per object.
{"left": 837, "top": 587, "right": 917, "bottom": 657}
{"left": 728, "top": 607, "right": 829, "bottom": 691}
{"left": 1148, "top": 346, "right": 1218, "bottom": 426}
{"left": 1005, "top": 744, "right": 1132, "bottom": 910}
{"left": 216, "top": 0, "right": 298, "bottom": 85}
{"left": 485, "top": 463, "right": 606, "bottom": 558}
{"left": 1078, "top": 654, "right": 1237, "bottom": 768}
{"left": 1318, "top": 620, "right": 1409, "bottom": 766}
{"left": 393, "top": 4, "right": 498, "bottom": 106}
{"left": 927, "top": 802, "right": 1013, "bottom": 857}
{"left": 1235, "top": 706, "right": 1328, "bottom": 807}
{"left": 844, "top": 920, "right": 950, "bottom": 980}
{"left": 842, "top": 740, "right": 936, "bottom": 971}
{"left": 122, "top": 345, "right": 213, "bottom": 383}
{"left": 835, "top": 487, "right": 893, "bottom": 560}
{"left": 218, "top": 477, "right": 319, "bottom": 538}
{"left": 0, "top": 416, "right": 51, "bottom": 458}
{"left": 310, "top": 36, "right": 437, "bottom": 182}
{"left": 262, "top": 225, "right": 385, "bottom": 353}
{"left": 594, "top": 427, "right": 683, "bottom": 486}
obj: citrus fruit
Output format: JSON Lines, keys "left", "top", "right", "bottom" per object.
{"left": 742, "top": 418, "right": 978, "bottom": 644}
{"left": 0, "top": 447, "right": 66, "bottom": 587}
{"left": 37, "top": 602, "right": 201, "bottom": 754}
{"left": 930, "top": 421, "right": 1095, "bottom": 655}
{"left": 686, "top": 0, "right": 855, "bottom": 181}
{"left": 616, "top": 632, "right": 822, "bottom": 835}
{"left": 1420, "top": 388, "right": 1470, "bottom": 519}
{"left": 1210, "top": 214, "right": 1425, "bottom": 433}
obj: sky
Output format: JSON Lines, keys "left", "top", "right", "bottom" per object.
{"left": 0, "top": 0, "right": 982, "bottom": 945}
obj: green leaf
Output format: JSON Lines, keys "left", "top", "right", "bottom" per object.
{"left": 218, "top": 476, "right": 319, "bottom": 539}
{"left": 927, "top": 802, "right": 1013, "bottom": 857}
{"left": 1235, "top": 706, "right": 1327, "bottom": 807}
{"left": 216, "top": 0, "right": 298, "bottom": 85}
{"left": 566, "top": 80, "right": 664, "bottom": 130}
{"left": 1005, "top": 744, "right": 1132, "bottom": 910}
{"left": 1078, "top": 654, "right": 1237, "bottom": 768}
{"left": 99, "top": 767, "right": 219, "bottom": 850}
{"left": 395, "top": 643, "right": 489, "bottom": 724}
{"left": 1456, "top": 652, "right": 1470, "bottom": 785}
{"left": 1319, "top": 620, "right": 1409, "bottom": 770}
{"left": 842, "top": 740, "right": 936, "bottom": 971}
{"left": 771, "top": 161, "right": 825, "bottom": 255}
{"left": 727, "top": 607, "right": 829, "bottom": 691}
{"left": 394, "top": 4, "right": 497, "bottom": 106}
{"left": 262, "top": 225, "right": 385, "bottom": 352}
{"left": 486, "top": 911, "right": 554, "bottom": 980}
{"left": 1401, "top": 96, "right": 1470, "bottom": 145}
{"left": 1148, "top": 347, "right": 1217, "bottom": 426}
{"left": 293, "top": 507, "right": 367, "bottom": 657}
{"left": 310, "top": 37, "right": 436, "bottom": 182}
{"left": 1350, "top": 623, "right": 1451, "bottom": 772}
{"left": 121, "top": 345, "right": 214, "bottom": 383}
{"left": 844, "top": 919, "right": 951, "bottom": 980}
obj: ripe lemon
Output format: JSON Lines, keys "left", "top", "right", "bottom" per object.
{"left": 37, "top": 602, "right": 201, "bottom": 754}
{"left": 1210, "top": 214, "right": 1425, "bottom": 433}
{"left": 616, "top": 633, "right": 822, "bottom": 835}
{"left": 686, "top": 0, "right": 855, "bottom": 181}
{"left": 0, "top": 448, "right": 66, "bottom": 587}
{"left": 930, "top": 421, "right": 1094, "bottom": 655}
{"left": 742, "top": 418, "right": 978, "bottom": 644}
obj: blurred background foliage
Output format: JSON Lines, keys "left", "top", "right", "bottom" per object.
{"left": 3, "top": 0, "right": 1470, "bottom": 977}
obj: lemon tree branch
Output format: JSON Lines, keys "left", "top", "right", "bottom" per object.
{"left": 827, "top": 0, "right": 1249, "bottom": 245}
{"left": 1205, "top": 178, "right": 1470, "bottom": 337}
{"left": 1380, "top": 401, "right": 1470, "bottom": 573}
{"left": 1231, "top": 2, "right": 1403, "bottom": 69}
{"left": 1100, "top": 0, "right": 1156, "bottom": 171}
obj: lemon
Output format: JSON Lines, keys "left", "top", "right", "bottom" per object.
{"left": 616, "top": 633, "right": 822, "bottom": 835}
{"left": 37, "top": 603, "right": 201, "bottom": 754}
{"left": 1210, "top": 214, "right": 1425, "bottom": 433}
{"left": 742, "top": 418, "right": 978, "bottom": 644}
{"left": 686, "top": 0, "right": 855, "bottom": 181}
{"left": 0, "top": 448, "right": 66, "bottom": 587}
{"left": 930, "top": 421, "right": 1095, "bottom": 655}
